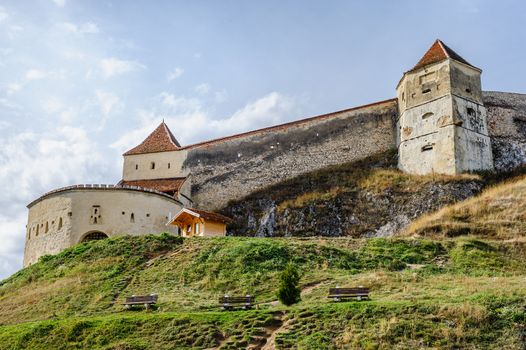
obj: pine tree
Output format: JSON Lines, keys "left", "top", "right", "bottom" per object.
{"left": 277, "top": 262, "right": 301, "bottom": 306}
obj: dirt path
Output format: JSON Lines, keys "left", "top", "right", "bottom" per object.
{"left": 301, "top": 280, "right": 326, "bottom": 296}
{"left": 260, "top": 313, "right": 291, "bottom": 350}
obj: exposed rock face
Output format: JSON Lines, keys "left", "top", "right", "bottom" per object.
{"left": 484, "top": 91, "right": 526, "bottom": 171}
{"left": 222, "top": 152, "right": 484, "bottom": 238}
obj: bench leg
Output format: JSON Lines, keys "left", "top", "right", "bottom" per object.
{"left": 333, "top": 297, "right": 341, "bottom": 302}
{"left": 125, "top": 304, "right": 131, "bottom": 310}
{"left": 144, "top": 303, "right": 149, "bottom": 310}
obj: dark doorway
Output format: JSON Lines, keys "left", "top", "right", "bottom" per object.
{"left": 82, "top": 231, "right": 108, "bottom": 242}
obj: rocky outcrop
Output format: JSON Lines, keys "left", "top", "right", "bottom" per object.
{"left": 221, "top": 151, "right": 484, "bottom": 238}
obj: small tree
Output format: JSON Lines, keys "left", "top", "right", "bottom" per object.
{"left": 277, "top": 262, "right": 301, "bottom": 306}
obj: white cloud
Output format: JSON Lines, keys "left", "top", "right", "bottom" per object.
{"left": 96, "top": 90, "right": 122, "bottom": 116}
{"left": 0, "top": 7, "right": 8, "bottom": 23}
{"left": 25, "top": 69, "right": 48, "bottom": 81}
{"left": 52, "top": 0, "right": 66, "bottom": 7}
{"left": 42, "top": 97, "right": 63, "bottom": 114}
{"left": 95, "top": 90, "right": 124, "bottom": 129}
{"left": 0, "top": 120, "right": 11, "bottom": 130}
{"left": 159, "top": 92, "right": 200, "bottom": 112}
{"left": 0, "top": 127, "right": 112, "bottom": 279}
{"left": 167, "top": 67, "right": 184, "bottom": 81}
{"left": 194, "top": 83, "right": 210, "bottom": 95}
{"left": 215, "top": 89, "right": 228, "bottom": 103}
{"left": 57, "top": 21, "right": 100, "bottom": 34}
{"left": 5, "top": 82, "right": 22, "bottom": 95}
{"left": 100, "top": 57, "right": 145, "bottom": 78}
{"left": 111, "top": 92, "right": 296, "bottom": 152}
{"left": 63, "top": 50, "right": 86, "bottom": 60}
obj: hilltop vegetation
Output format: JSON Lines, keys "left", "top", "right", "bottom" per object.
{"left": 3, "top": 153, "right": 526, "bottom": 349}
{"left": 1, "top": 234, "right": 525, "bottom": 349}
{"left": 404, "top": 174, "right": 526, "bottom": 239}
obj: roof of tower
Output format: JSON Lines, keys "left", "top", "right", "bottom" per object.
{"left": 124, "top": 121, "right": 181, "bottom": 155}
{"left": 410, "top": 39, "right": 475, "bottom": 72}
{"left": 119, "top": 177, "right": 187, "bottom": 195}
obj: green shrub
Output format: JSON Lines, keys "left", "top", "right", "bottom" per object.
{"left": 277, "top": 263, "right": 301, "bottom": 306}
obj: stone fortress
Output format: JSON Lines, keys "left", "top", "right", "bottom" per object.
{"left": 24, "top": 40, "right": 526, "bottom": 266}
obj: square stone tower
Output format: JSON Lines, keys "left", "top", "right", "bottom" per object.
{"left": 396, "top": 40, "right": 493, "bottom": 175}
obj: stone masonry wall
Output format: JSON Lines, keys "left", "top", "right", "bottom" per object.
{"left": 483, "top": 91, "right": 526, "bottom": 170}
{"left": 183, "top": 100, "right": 399, "bottom": 210}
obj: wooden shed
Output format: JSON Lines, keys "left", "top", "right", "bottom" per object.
{"left": 167, "top": 208, "right": 232, "bottom": 237}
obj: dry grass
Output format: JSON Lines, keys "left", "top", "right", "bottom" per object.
{"left": 358, "top": 169, "right": 480, "bottom": 194}
{"left": 277, "top": 186, "right": 344, "bottom": 211}
{"left": 402, "top": 175, "right": 526, "bottom": 239}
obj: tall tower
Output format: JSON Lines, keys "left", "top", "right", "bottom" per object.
{"left": 396, "top": 40, "right": 493, "bottom": 175}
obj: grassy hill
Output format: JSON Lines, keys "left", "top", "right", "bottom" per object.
{"left": 403, "top": 175, "right": 526, "bottom": 239}
{"left": 3, "top": 156, "right": 526, "bottom": 349}
{"left": 1, "top": 234, "right": 525, "bottom": 349}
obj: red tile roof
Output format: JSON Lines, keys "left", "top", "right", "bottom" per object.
{"left": 119, "top": 177, "right": 186, "bottom": 195}
{"left": 124, "top": 122, "right": 181, "bottom": 155}
{"left": 411, "top": 40, "right": 474, "bottom": 72}
{"left": 182, "top": 208, "right": 232, "bottom": 223}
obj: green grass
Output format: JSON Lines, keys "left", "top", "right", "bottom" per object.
{"left": 1, "top": 234, "right": 525, "bottom": 349}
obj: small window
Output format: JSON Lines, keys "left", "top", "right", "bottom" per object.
{"left": 68, "top": 212, "right": 72, "bottom": 217}
{"left": 146, "top": 213, "right": 150, "bottom": 217}
{"left": 58, "top": 217, "right": 63, "bottom": 230}
{"left": 421, "top": 144, "right": 434, "bottom": 152}
{"left": 422, "top": 88, "right": 431, "bottom": 94}
{"left": 195, "top": 223, "right": 200, "bottom": 234}
{"left": 422, "top": 112, "right": 434, "bottom": 120}
{"left": 465, "top": 88, "right": 471, "bottom": 93}
{"left": 130, "top": 213, "right": 135, "bottom": 223}
{"left": 186, "top": 225, "right": 191, "bottom": 233}
{"left": 122, "top": 211, "right": 125, "bottom": 215}
{"left": 168, "top": 163, "right": 171, "bottom": 169}
{"left": 467, "top": 107, "right": 476, "bottom": 117}
{"left": 135, "top": 164, "right": 138, "bottom": 170}
{"left": 150, "top": 162, "right": 155, "bottom": 170}
{"left": 401, "top": 92, "right": 405, "bottom": 101}
{"left": 45, "top": 222, "right": 49, "bottom": 233}
{"left": 36, "top": 225, "right": 39, "bottom": 236}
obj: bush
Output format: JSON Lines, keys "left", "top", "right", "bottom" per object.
{"left": 277, "top": 263, "right": 301, "bottom": 306}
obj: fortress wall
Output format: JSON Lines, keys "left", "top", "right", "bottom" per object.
{"left": 483, "top": 92, "right": 526, "bottom": 170}
{"left": 183, "top": 99, "right": 399, "bottom": 210}
{"left": 24, "top": 187, "right": 182, "bottom": 266}
{"left": 24, "top": 196, "right": 73, "bottom": 267}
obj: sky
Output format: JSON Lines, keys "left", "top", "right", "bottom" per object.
{"left": 0, "top": 0, "right": 525, "bottom": 279}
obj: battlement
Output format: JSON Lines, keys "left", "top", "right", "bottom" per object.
{"left": 27, "top": 183, "right": 182, "bottom": 209}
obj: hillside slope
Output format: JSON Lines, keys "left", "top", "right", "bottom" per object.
{"left": 1, "top": 234, "right": 525, "bottom": 349}
{"left": 221, "top": 150, "right": 484, "bottom": 238}
{"left": 403, "top": 175, "right": 526, "bottom": 239}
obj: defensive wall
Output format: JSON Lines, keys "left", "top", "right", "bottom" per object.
{"left": 178, "top": 91, "right": 526, "bottom": 210}
{"left": 182, "top": 99, "right": 399, "bottom": 210}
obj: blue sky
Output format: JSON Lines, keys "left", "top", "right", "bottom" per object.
{"left": 0, "top": 0, "right": 525, "bottom": 279}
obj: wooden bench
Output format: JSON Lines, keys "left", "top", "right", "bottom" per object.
{"left": 219, "top": 295, "right": 253, "bottom": 310}
{"left": 123, "top": 294, "right": 158, "bottom": 309}
{"left": 328, "top": 287, "right": 369, "bottom": 302}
